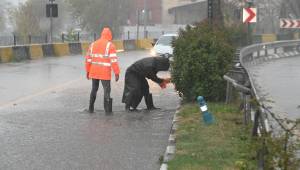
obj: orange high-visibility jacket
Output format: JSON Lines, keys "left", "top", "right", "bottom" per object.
{"left": 85, "top": 28, "right": 120, "bottom": 80}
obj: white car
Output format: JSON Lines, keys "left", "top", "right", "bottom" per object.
{"left": 151, "top": 33, "right": 178, "bottom": 57}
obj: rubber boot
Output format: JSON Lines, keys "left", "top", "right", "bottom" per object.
{"left": 88, "top": 100, "right": 95, "bottom": 113}
{"left": 104, "top": 98, "right": 113, "bottom": 115}
{"left": 145, "top": 93, "right": 159, "bottom": 110}
{"left": 125, "top": 104, "right": 130, "bottom": 112}
{"left": 108, "top": 98, "right": 113, "bottom": 113}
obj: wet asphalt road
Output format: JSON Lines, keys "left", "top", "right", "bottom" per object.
{"left": 0, "top": 51, "right": 179, "bottom": 170}
{"left": 249, "top": 55, "right": 300, "bottom": 120}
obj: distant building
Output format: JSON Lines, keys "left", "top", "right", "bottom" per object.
{"left": 162, "top": 0, "right": 207, "bottom": 25}
{"left": 127, "top": 0, "right": 208, "bottom": 26}
{"left": 128, "top": 0, "right": 162, "bottom": 25}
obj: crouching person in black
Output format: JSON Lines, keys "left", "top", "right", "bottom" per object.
{"left": 122, "top": 57, "right": 171, "bottom": 111}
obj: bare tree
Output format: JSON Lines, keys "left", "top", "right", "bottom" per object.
{"left": 9, "top": 0, "right": 42, "bottom": 36}
{"left": 0, "top": 0, "right": 11, "bottom": 33}
{"left": 66, "top": 0, "right": 134, "bottom": 37}
{"left": 9, "top": 0, "right": 70, "bottom": 37}
{"left": 280, "top": 0, "right": 300, "bottom": 18}
{"left": 254, "top": 0, "right": 282, "bottom": 34}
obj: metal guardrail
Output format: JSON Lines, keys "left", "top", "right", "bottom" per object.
{"left": 225, "top": 40, "right": 300, "bottom": 133}
{"left": 239, "top": 40, "right": 300, "bottom": 133}
{"left": 0, "top": 30, "right": 167, "bottom": 46}
{"left": 224, "top": 40, "right": 300, "bottom": 169}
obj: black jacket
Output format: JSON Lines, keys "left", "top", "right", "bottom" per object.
{"left": 127, "top": 57, "right": 170, "bottom": 84}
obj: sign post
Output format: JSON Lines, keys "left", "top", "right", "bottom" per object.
{"left": 207, "top": 0, "right": 213, "bottom": 25}
{"left": 46, "top": 0, "right": 58, "bottom": 43}
{"left": 243, "top": 0, "right": 256, "bottom": 45}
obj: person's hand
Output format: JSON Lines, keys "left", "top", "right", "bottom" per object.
{"left": 86, "top": 72, "right": 90, "bottom": 80}
{"left": 160, "top": 82, "right": 167, "bottom": 89}
{"left": 115, "top": 74, "right": 119, "bottom": 82}
{"left": 164, "top": 78, "right": 171, "bottom": 84}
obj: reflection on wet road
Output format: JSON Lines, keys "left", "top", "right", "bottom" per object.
{"left": 249, "top": 56, "right": 300, "bottom": 120}
{"left": 0, "top": 51, "right": 179, "bottom": 170}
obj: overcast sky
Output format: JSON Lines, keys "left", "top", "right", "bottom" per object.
{"left": 9, "top": 0, "right": 27, "bottom": 5}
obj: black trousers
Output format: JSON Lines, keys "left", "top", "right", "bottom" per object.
{"left": 90, "top": 79, "right": 111, "bottom": 105}
{"left": 122, "top": 70, "right": 149, "bottom": 109}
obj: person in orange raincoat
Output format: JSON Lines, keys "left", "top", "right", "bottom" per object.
{"left": 85, "top": 27, "right": 120, "bottom": 114}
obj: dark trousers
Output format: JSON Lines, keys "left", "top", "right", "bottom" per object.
{"left": 90, "top": 79, "right": 111, "bottom": 105}
{"left": 122, "top": 70, "right": 149, "bottom": 109}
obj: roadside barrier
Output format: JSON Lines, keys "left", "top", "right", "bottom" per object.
{"left": 112, "top": 40, "right": 124, "bottom": 51}
{"left": 123, "top": 40, "right": 137, "bottom": 51}
{"left": 0, "top": 47, "right": 13, "bottom": 63}
{"left": 29, "top": 44, "right": 43, "bottom": 60}
{"left": 136, "top": 39, "right": 153, "bottom": 49}
{"left": 12, "top": 46, "right": 30, "bottom": 61}
{"left": 69, "top": 43, "right": 82, "bottom": 55}
{"left": 42, "top": 44, "right": 55, "bottom": 57}
{"left": 81, "top": 42, "right": 90, "bottom": 55}
{"left": 253, "top": 33, "right": 299, "bottom": 43}
{"left": 53, "top": 43, "right": 70, "bottom": 57}
{"left": 0, "top": 38, "right": 154, "bottom": 63}
{"left": 224, "top": 40, "right": 300, "bottom": 169}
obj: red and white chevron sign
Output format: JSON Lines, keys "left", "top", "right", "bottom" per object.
{"left": 243, "top": 8, "right": 257, "bottom": 23}
{"left": 280, "top": 19, "right": 300, "bottom": 28}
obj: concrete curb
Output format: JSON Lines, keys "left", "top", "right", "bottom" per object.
{"left": 160, "top": 105, "right": 181, "bottom": 170}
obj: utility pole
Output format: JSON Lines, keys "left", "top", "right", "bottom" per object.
{"left": 208, "top": 0, "right": 213, "bottom": 25}
{"left": 136, "top": 9, "right": 140, "bottom": 40}
{"left": 143, "top": 0, "right": 147, "bottom": 38}
{"left": 46, "top": 0, "right": 58, "bottom": 43}
{"left": 207, "top": 0, "right": 223, "bottom": 25}
{"left": 49, "top": 0, "right": 55, "bottom": 43}
{"left": 246, "top": 0, "right": 254, "bottom": 44}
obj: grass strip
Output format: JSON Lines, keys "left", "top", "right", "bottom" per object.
{"left": 167, "top": 103, "right": 257, "bottom": 170}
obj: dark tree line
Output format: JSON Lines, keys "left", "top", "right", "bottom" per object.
{"left": 7, "top": 0, "right": 134, "bottom": 37}
{"left": 66, "top": 0, "right": 134, "bottom": 36}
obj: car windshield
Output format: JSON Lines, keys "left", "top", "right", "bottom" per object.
{"left": 156, "top": 36, "right": 175, "bottom": 46}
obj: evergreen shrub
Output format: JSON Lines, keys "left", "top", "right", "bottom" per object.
{"left": 171, "top": 21, "right": 235, "bottom": 102}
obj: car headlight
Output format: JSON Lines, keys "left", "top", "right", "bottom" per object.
{"left": 150, "top": 49, "right": 157, "bottom": 56}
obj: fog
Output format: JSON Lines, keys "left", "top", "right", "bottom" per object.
{"left": 0, "top": 0, "right": 300, "bottom": 44}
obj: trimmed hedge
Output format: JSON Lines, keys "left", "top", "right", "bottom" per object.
{"left": 171, "top": 21, "right": 235, "bottom": 102}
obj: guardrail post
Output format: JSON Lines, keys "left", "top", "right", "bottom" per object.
{"left": 13, "top": 34, "right": 16, "bottom": 46}
{"left": 294, "top": 46, "right": 298, "bottom": 52}
{"left": 45, "top": 34, "right": 48, "bottom": 43}
{"left": 145, "top": 31, "right": 148, "bottom": 38}
{"left": 77, "top": 32, "right": 80, "bottom": 42}
{"left": 93, "top": 33, "right": 97, "bottom": 41}
{"left": 62, "top": 33, "right": 65, "bottom": 43}
{"left": 243, "top": 94, "right": 251, "bottom": 125}
{"left": 265, "top": 48, "right": 268, "bottom": 56}
{"left": 257, "top": 142, "right": 266, "bottom": 170}
{"left": 28, "top": 35, "right": 31, "bottom": 44}
{"left": 252, "top": 110, "right": 260, "bottom": 137}
{"left": 128, "top": 31, "right": 130, "bottom": 40}
{"left": 225, "top": 81, "right": 232, "bottom": 104}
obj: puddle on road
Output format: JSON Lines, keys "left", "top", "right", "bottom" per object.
{"left": 77, "top": 107, "right": 174, "bottom": 122}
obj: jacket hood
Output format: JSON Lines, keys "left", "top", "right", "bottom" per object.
{"left": 101, "top": 27, "right": 112, "bottom": 41}
{"left": 155, "top": 57, "right": 170, "bottom": 71}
